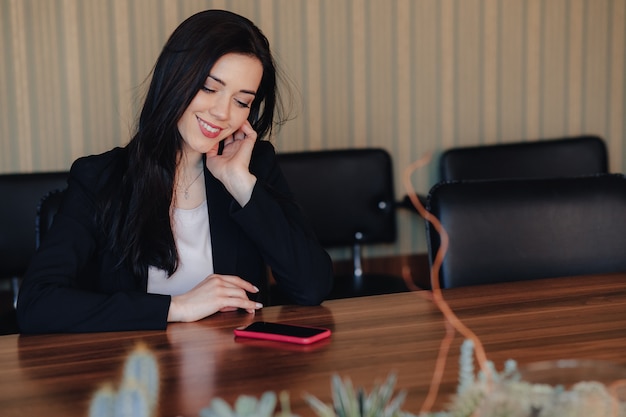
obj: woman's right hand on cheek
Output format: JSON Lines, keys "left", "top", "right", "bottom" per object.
{"left": 167, "top": 274, "right": 262, "bottom": 322}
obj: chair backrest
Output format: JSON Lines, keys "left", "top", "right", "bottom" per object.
{"left": 426, "top": 174, "right": 626, "bottom": 288}
{"left": 276, "top": 148, "right": 397, "bottom": 248}
{"left": 36, "top": 189, "right": 66, "bottom": 248}
{"left": 439, "top": 135, "right": 608, "bottom": 182}
{"left": 0, "top": 172, "right": 68, "bottom": 279}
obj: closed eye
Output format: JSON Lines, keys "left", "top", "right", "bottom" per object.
{"left": 235, "top": 100, "right": 250, "bottom": 109}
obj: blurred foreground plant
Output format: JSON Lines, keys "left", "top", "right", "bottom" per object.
{"left": 89, "top": 343, "right": 160, "bottom": 417}
{"left": 304, "top": 373, "right": 417, "bottom": 417}
{"left": 418, "top": 339, "right": 626, "bottom": 417}
{"left": 200, "top": 390, "right": 299, "bottom": 417}
{"left": 87, "top": 340, "right": 626, "bottom": 417}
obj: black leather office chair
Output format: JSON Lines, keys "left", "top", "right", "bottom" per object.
{"left": 36, "top": 188, "right": 66, "bottom": 248}
{"left": 439, "top": 135, "right": 608, "bottom": 182}
{"left": 426, "top": 174, "right": 626, "bottom": 288}
{"left": 276, "top": 148, "right": 410, "bottom": 300}
{"left": 0, "top": 172, "right": 68, "bottom": 310}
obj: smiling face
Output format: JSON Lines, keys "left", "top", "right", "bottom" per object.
{"left": 177, "top": 53, "right": 264, "bottom": 158}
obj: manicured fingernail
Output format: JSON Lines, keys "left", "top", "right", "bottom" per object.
{"left": 255, "top": 303, "right": 263, "bottom": 309}
{"left": 252, "top": 286, "right": 260, "bottom": 292}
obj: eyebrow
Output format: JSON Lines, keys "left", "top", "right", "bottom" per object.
{"left": 208, "top": 75, "right": 257, "bottom": 96}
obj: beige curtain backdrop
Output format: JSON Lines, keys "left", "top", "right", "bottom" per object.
{"left": 1, "top": 0, "right": 625, "bottom": 258}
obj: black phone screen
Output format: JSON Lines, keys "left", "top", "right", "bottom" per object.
{"left": 243, "top": 321, "right": 327, "bottom": 338}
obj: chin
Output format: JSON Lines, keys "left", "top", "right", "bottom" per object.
{"left": 191, "top": 140, "right": 220, "bottom": 155}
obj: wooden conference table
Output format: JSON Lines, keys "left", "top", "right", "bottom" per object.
{"left": 1, "top": 273, "right": 626, "bottom": 417}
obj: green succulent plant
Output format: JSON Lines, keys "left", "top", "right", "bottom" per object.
{"left": 200, "top": 390, "right": 299, "bottom": 417}
{"left": 88, "top": 343, "right": 160, "bottom": 417}
{"left": 304, "top": 373, "right": 417, "bottom": 417}
{"left": 200, "top": 373, "right": 415, "bottom": 417}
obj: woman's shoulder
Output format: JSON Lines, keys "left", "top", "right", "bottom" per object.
{"left": 249, "top": 139, "right": 280, "bottom": 180}
{"left": 71, "top": 147, "right": 126, "bottom": 172}
{"left": 70, "top": 147, "right": 128, "bottom": 189}
{"left": 252, "top": 139, "right": 276, "bottom": 158}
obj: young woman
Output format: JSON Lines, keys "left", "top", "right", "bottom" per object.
{"left": 17, "top": 9, "right": 333, "bottom": 333}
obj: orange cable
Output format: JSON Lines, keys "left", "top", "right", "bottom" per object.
{"left": 418, "top": 320, "right": 455, "bottom": 414}
{"left": 402, "top": 155, "right": 493, "bottom": 413}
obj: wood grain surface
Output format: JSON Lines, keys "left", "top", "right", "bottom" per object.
{"left": 1, "top": 273, "right": 626, "bottom": 417}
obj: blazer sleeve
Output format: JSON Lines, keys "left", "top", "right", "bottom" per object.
{"left": 17, "top": 149, "right": 171, "bottom": 333}
{"left": 230, "top": 141, "right": 333, "bottom": 305}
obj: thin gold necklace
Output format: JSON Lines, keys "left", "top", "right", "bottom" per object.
{"left": 180, "top": 169, "right": 203, "bottom": 200}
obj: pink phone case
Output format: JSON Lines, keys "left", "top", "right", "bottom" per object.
{"left": 233, "top": 321, "right": 331, "bottom": 345}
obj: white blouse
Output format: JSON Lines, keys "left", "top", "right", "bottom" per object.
{"left": 147, "top": 200, "right": 214, "bottom": 296}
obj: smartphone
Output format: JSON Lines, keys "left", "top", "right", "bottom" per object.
{"left": 233, "top": 321, "right": 331, "bottom": 345}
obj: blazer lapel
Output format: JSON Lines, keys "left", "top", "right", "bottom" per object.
{"left": 203, "top": 165, "right": 239, "bottom": 275}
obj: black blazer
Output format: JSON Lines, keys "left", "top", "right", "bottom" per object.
{"left": 17, "top": 141, "right": 333, "bottom": 333}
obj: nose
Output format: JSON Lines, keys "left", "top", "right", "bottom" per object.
{"left": 210, "top": 95, "right": 230, "bottom": 121}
